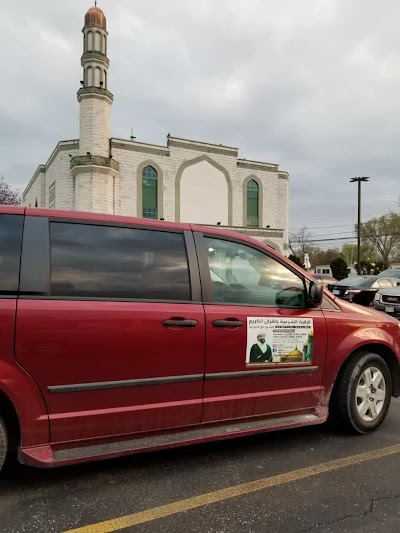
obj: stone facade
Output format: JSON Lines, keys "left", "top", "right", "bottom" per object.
{"left": 23, "top": 5, "right": 290, "bottom": 254}
{"left": 79, "top": 90, "right": 112, "bottom": 156}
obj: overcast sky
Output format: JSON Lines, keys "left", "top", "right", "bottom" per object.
{"left": 1, "top": 0, "right": 400, "bottom": 245}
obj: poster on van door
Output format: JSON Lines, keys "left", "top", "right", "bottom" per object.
{"left": 246, "top": 317, "right": 314, "bottom": 366}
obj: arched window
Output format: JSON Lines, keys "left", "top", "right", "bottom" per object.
{"left": 87, "top": 67, "right": 93, "bottom": 86}
{"left": 142, "top": 166, "right": 158, "bottom": 219}
{"left": 247, "top": 179, "right": 259, "bottom": 227}
{"left": 104, "top": 70, "right": 107, "bottom": 89}
{"left": 35, "top": 198, "right": 38, "bottom": 207}
{"left": 87, "top": 31, "right": 93, "bottom": 51}
{"left": 95, "top": 67, "right": 101, "bottom": 87}
{"left": 95, "top": 31, "right": 101, "bottom": 52}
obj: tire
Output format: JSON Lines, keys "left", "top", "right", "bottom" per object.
{"left": 0, "top": 415, "right": 7, "bottom": 473}
{"left": 330, "top": 352, "right": 392, "bottom": 434}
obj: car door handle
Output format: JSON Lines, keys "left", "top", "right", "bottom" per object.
{"left": 162, "top": 318, "right": 198, "bottom": 328}
{"left": 212, "top": 319, "right": 244, "bottom": 328}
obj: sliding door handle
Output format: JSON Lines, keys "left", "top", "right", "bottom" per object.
{"left": 212, "top": 319, "right": 244, "bottom": 328}
{"left": 162, "top": 319, "right": 198, "bottom": 328}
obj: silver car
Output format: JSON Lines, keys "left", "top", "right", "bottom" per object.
{"left": 372, "top": 283, "right": 400, "bottom": 317}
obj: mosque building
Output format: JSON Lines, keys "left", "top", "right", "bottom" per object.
{"left": 23, "top": 4, "right": 289, "bottom": 253}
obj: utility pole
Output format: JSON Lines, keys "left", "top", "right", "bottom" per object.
{"left": 350, "top": 177, "right": 369, "bottom": 275}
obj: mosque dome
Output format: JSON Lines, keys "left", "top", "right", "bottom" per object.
{"left": 281, "top": 346, "right": 303, "bottom": 362}
{"left": 85, "top": 6, "right": 107, "bottom": 30}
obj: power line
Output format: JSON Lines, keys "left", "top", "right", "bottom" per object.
{"left": 299, "top": 230, "right": 356, "bottom": 239}
{"left": 307, "top": 231, "right": 400, "bottom": 244}
{"left": 308, "top": 236, "right": 357, "bottom": 243}
{"left": 310, "top": 242, "right": 347, "bottom": 249}
{"left": 292, "top": 162, "right": 400, "bottom": 193}
{"left": 293, "top": 151, "right": 400, "bottom": 182}
{"left": 290, "top": 223, "right": 353, "bottom": 231}
{"left": 290, "top": 230, "right": 356, "bottom": 239}
{"left": 316, "top": 152, "right": 400, "bottom": 174}
{"left": 369, "top": 164, "right": 400, "bottom": 177}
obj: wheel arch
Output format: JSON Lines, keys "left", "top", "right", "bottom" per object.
{"left": 329, "top": 343, "right": 400, "bottom": 405}
{"left": 0, "top": 389, "right": 20, "bottom": 454}
{"left": 0, "top": 363, "right": 50, "bottom": 448}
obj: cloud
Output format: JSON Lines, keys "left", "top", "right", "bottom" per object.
{"left": 1, "top": 0, "right": 400, "bottom": 241}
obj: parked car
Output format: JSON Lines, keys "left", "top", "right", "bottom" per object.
{"left": 327, "top": 276, "right": 400, "bottom": 306}
{"left": 312, "top": 274, "right": 337, "bottom": 286}
{"left": 372, "top": 284, "right": 400, "bottom": 317}
{"left": 378, "top": 268, "right": 400, "bottom": 279}
{"left": 1, "top": 206, "right": 400, "bottom": 475}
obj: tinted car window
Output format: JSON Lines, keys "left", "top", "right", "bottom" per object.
{"left": 50, "top": 223, "right": 191, "bottom": 300}
{"left": 0, "top": 214, "right": 23, "bottom": 294}
{"left": 378, "top": 269, "right": 400, "bottom": 279}
{"left": 358, "top": 277, "right": 382, "bottom": 288}
{"left": 334, "top": 276, "right": 373, "bottom": 287}
{"left": 204, "top": 237, "right": 305, "bottom": 308}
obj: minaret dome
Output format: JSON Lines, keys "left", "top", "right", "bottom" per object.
{"left": 85, "top": 5, "right": 107, "bottom": 31}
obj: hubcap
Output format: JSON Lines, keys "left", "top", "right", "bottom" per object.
{"left": 356, "top": 367, "right": 386, "bottom": 422}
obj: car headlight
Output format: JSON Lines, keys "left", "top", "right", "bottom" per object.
{"left": 374, "top": 292, "right": 381, "bottom": 302}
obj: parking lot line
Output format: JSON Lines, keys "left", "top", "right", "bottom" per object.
{"left": 64, "top": 443, "right": 400, "bottom": 533}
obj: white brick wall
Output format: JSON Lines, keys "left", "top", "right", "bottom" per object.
{"left": 236, "top": 166, "right": 283, "bottom": 228}
{"left": 277, "top": 177, "right": 289, "bottom": 248}
{"left": 23, "top": 138, "right": 289, "bottom": 253}
{"left": 23, "top": 145, "right": 79, "bottom": 210}
{"left": 112, "top": 141, "right": 288, "bottom": 251}
{"left": 23, "top": 171, "right": 44, "bottom": 207}
{"left": 79, "top": 97, "right": 111, "bottom": 156}
{"left": 169, "top": 145, "right": 239, "bottom": 224}
{"left": 112, "top": 146, "right": 169, "bottom": 218}
{"left": 45, "top": 150, "right": 79, "bottom": 210}
{"left": 75, "top": 171, "right": 114, "bottom": 214}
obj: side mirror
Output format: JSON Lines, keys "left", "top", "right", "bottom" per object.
{"left": 309, "top": 282, "right": 323, "bottom": 308}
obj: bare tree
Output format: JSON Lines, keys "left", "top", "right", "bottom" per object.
{"left": 289, "top": 226, "right": 312, "bottom": 261}
{"left": 313, "top": 248, "right": 341, "bottom": 266}
{"left": 0, "top": 177, "right": 21, "bottom": 206}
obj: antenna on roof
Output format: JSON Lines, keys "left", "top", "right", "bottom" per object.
{"left": 94, "top": 1, "right": 97, "bottom": 6}
{"left": 130, "top": 129, "right": 136, "bottom": 141}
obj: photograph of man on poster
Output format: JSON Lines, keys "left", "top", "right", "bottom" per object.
{"left": 249, "top": 333, "right": 272, "bottom": 363}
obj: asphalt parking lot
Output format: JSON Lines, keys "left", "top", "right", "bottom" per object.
{"left": 2, "top": 400, "right": 400, "bottom": 533}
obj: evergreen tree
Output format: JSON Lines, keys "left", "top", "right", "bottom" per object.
{"left": 330, "top": 257, "right": 348, "bottom": 280}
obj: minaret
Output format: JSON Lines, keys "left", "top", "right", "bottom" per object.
{"left": 79, "top": 3, "right": 111, "bottom": 155}
{"left": 70, "top": 3, "right": 119, "bottom": 213}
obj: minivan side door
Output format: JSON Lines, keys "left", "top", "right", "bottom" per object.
{"left": 16, "top": 216, "right": 205, "bottom": 444}
{"left": 195, "top": 232, "right": 327, "bottom": 423}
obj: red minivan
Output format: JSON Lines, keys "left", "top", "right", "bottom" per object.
{"left": 1, "top": 205, "right": 400, "bottom": 473}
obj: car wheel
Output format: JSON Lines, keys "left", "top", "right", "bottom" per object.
{"left": 331, "top": 352, "right": 391, "bottom": 434}
{"left": 0, "top": 415, "right": 7, "bottom": 473}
